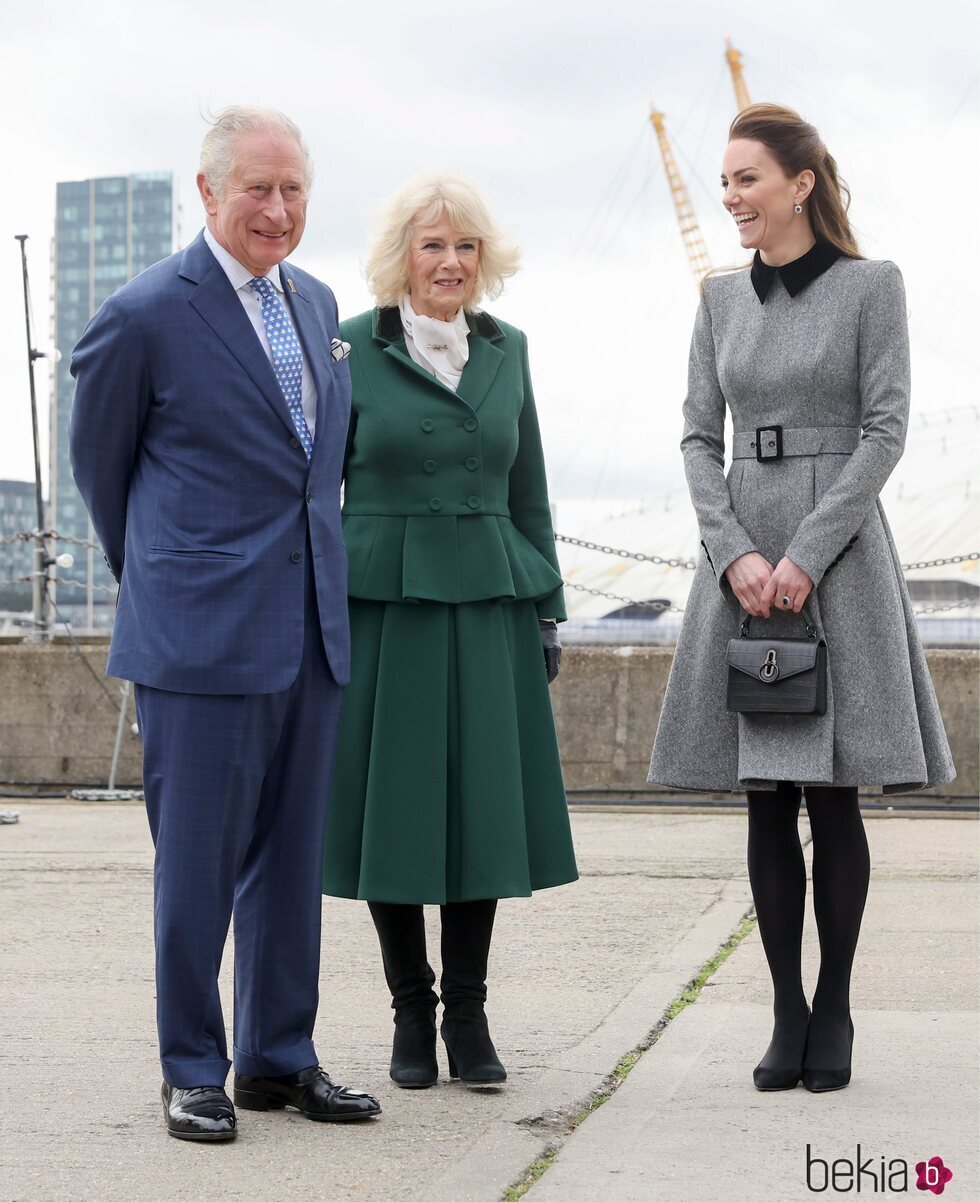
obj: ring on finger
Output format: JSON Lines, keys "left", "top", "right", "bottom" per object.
{"left": 782, "top": 594, "right": 793, "bottom": 607}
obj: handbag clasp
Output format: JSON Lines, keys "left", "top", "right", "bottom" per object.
{"left": 759, "top": 648, "right": 779, "bottom": 682}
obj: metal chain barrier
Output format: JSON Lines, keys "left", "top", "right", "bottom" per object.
{"left": 6, "top": 529, "right": 979, "bottom": 575}
{"left": 564, "top": 581, "right": 978, "bottom": 618}
{"left": 48, "top": 577, "right": 118, "bottom": 596}
{"left": 911, "top": 598, "right": 978, "bottom": 616}
{"left": 564, "top": 581, "right": 683, "bottom": 613}
{"left": 899, "top": 552, "right": 980, "bottom": 571}
{"left": 558, "top": 533, "right": 980, "bottom": 576}
{"left": 46, "top": 529, "right": 103, "bottom": 551}
{"left": 556, "top": 533, "right": 697, "bottom": 570}
{"left": 3, "top": 528, "right": 978, "bottom": 618}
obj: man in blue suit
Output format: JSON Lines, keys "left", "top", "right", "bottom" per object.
{"left": 70, "top": 107, "right": 380, "bottom": 1141}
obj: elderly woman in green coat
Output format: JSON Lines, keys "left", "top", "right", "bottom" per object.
{"left": 322, "top": 173, "right": 578, "bottom": 1091}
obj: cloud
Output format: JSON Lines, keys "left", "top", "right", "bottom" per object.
{"left": 1, "top": 0, "right": 977, "bottom": 519}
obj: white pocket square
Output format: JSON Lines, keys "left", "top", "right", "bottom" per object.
{"left": 331, "top": 337, "right": 351, "bottom": 362}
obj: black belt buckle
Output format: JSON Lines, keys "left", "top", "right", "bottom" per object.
{"left": 755, "top": 425, "right": 783, "bottom": 462}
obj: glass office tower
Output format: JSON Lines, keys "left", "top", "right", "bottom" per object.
{"left": 50, "top": 172, "right": 176, "bottom": 629}
{"left": 0, "top": 480, "right": 36, "bottom": 617}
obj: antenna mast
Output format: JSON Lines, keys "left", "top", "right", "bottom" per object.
{"left": 724, "top": 36, "right": 752, "bottom": 111}
{"left": 649, "top": 108, "right": 712, "bottom": 285}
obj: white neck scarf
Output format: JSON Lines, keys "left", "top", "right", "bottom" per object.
{"left": 398, "top": 293, "right": 470, "bottom": 391}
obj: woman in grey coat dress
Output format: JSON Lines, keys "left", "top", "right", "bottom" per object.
{"left": 648, "top": 104, "right": 955, "bottom": 1094}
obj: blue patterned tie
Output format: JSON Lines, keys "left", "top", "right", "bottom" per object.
{"left": 249, "top": 276, "right": 313, "bottom": 459}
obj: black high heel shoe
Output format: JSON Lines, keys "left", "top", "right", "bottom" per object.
{"left": 802, "top": 1015, "right": 854, "bottom": 1093}
{"left": 441, "top": 1002, "right": 506, "bottom": 1087}
{"left": 753, "top": 1007, "right": 810, "bottom": 1091}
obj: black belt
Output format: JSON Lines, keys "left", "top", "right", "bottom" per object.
{"left": 732, "top": 425, "right": 861, "bottom": 462}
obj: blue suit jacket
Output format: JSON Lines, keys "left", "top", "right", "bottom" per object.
{"left": 69, "top": 231, "right": 351, "bottom": 692}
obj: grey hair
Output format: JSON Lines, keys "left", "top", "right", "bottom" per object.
{"left": 199, "top": 106, "right": 314, "bottom": 196}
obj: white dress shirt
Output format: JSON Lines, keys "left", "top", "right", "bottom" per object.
{"left": 203, "top": 226, "right": 317, "bottom": 438}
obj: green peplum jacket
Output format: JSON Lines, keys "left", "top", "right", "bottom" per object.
{"left": 339, "top": 305, "right": 566, "bottom": 619}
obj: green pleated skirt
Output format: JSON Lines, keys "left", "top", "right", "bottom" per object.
{"left": 322, "top": 597, "right": 578, "bottom": 904}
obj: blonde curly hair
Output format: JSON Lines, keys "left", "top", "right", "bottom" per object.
{"left": 364, "top": 172, "right": 520, "bottom": 311}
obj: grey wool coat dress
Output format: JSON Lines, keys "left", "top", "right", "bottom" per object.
{"left": 648, "top": 242, "right": 955, "bottom": 794}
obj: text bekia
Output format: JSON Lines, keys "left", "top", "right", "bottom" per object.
{"left": 806, "top": 1146, "right": 954, "bottom": 1194}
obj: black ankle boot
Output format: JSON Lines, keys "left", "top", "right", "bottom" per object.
{"left": 391, "top": 1003, "right": 438, "bottom": 1089}
{"left": 802, "top": 1014, "right": 854, "bottom": 1093}
{"left": 753, "top": 1006, "right": 810, "bottom": 1091}
{"left": 368, "top": 901, "right": 439, "bottom": 1089}
{"left": 439, "top": 899, "right": 506, "bottom": 1087}
{"left": 441, "top": 1001, "right": 506, "bottom": 1086}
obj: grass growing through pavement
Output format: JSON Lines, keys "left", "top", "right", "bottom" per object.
{"left": 502, "top": 914, "right": 758, "bottom": 1201}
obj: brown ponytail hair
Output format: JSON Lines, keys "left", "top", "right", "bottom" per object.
{"left": 729, "top": 103, "right": 862, "bottom": 259}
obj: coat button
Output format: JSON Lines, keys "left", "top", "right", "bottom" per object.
{"left": 465, "top": 457, "right": 479, "bottom": 471}
{"left": 467, "top": 496, "right": 481, "bottom": 509}
{"left": 423, "top": 460, "right": 437, "bottom": 474}
{"left": 421, "top": 419, "right": 434, "bottom": 432}
{"left": 305, "top": 489, "right": 313, "bottom": 503}
{"left": 429, "top": 498, "right": 443, "bottom": 512}
{"left": 290, "top": 435, "right": 302, "bottom": 448}
{"left": 290, "top": 550, "right": 302, "bottom": 563}
{"left": 463, "top": 418, "right": 478, "bottom": 432}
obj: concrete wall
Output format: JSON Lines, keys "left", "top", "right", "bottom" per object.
{"left": 0, "top": 640, "right": 976, "bottom": 801}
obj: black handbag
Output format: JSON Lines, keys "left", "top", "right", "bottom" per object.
{"left": 726, "top": 606, "right": 827, "bottom": 716}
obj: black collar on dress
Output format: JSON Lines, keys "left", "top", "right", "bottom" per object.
{"left": 750, "top": 239, "right": 843, "bottom": 303}
{"left": 373, "top": 305, "right": 504, "bottom": 343}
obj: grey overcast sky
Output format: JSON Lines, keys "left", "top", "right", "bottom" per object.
{"left": 3, "top": 0, "right": 978, "bottom": 506}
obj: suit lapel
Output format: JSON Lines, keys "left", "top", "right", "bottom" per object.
{"left": 455, "top": 335, "right": 504, "bottom": 412}
{"left": 378, "top": 322, "right": 504, "bottom": 412}
{"left": 187, "top": 253, "right": 295, "bottom": 438}
{"left": 382, "top": 340, "right": 459, "bottom": 397}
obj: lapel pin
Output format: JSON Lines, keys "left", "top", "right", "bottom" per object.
{"left": 287, "top": 278, "right": 297, "bottom": 294}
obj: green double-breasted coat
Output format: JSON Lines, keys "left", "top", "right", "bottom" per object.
{"left": 321, "top": 306, "right": 579, "bottom": 904}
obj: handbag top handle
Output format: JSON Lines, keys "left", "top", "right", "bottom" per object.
{"left": 739, "top": 603, "right": 819, "bottom": 640}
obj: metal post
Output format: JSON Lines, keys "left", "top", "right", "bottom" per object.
{"left": 87, "top": 518, "right": 95, "bottom": 631}
{"left": 70, "top": 674, "right": 143, "bottom": 801}
{"left": 15, "top": 235, "right": 51, "bottom": 642}
{"left": 31, "top": 534, "right": 46, "bottom": 641}
{"left": 107, "top": 680, "right": 132, "bottom": 792}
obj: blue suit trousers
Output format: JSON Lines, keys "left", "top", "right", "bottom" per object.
{"left": 134, "top": 560, "right": 341, "bottom": 1087}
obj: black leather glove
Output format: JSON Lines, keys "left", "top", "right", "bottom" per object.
{"left": 539, "top": 619, "right": 561, "bottom": 685}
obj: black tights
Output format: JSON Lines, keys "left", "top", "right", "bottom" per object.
{"left": 747, "top": 782, "right": 870, "bottom": 1067}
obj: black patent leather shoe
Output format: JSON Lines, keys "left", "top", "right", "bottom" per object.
{"left": 161, "top": 1081, "right": 237, "bottom": 1142}
{"left": 233, "top": 1065, "right": 381, "bottom": 1121}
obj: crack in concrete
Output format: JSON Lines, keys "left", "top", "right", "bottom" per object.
{"left": 503, "top": 909, "right": 757, "bottom": 1199}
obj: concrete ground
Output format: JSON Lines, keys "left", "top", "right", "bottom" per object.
{"left": 0, "top": 802, "right": 976, "bottom": 1202}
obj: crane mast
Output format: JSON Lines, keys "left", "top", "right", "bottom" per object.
{"left": 724, "top": 36, "right": 752, "bottom": 111}
{"left": 649, "top": 108, "right": 713, "bottom": 285}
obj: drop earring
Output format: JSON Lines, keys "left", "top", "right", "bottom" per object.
{"left": 794, "top": 203, "right": 803, "bottom": 214}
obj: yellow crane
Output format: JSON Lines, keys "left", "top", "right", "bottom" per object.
{"left": 724, "top": 36, "right": 752, "bottom": 111}
{"left": 649, "top": 108, "right": 713, "bottom": 285}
